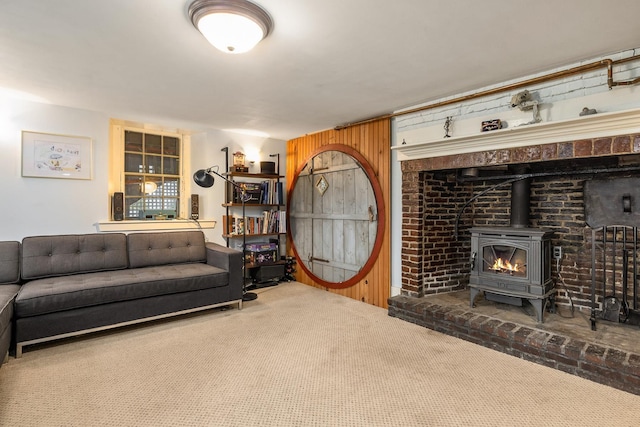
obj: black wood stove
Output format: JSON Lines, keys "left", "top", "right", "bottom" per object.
{"left": 469, "top": 226, "right": 553, "bottom": 322}
{"left": 468, "top": 169, "right": 554, "bottom": 322}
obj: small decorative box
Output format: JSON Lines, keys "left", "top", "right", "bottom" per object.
{"left": 481, "top": 119, "right": 502, "bottom": 132}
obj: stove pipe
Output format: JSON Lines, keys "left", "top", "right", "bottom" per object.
{"left": 510, "top": 165, "right": 530, "bottom": 228}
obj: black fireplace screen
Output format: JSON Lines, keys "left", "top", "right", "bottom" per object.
{"left": 589, "top": 225, "right": 640, "bottom": 330}
{"left": 584, "top": 178, "right": 640, "bottom": 330}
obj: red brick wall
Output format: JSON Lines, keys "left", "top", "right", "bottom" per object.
{"left": 401, "top": 171, "right": 424, "bottom": 296}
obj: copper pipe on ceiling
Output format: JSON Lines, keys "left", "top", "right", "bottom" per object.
{"left": 608, "top": 58, "right": 640, "bottom": 87}
{"left": 606, "top": 57, "right": 640, "bottom": 87}
{"left": 335, "top": 54, "right": 640, "bottom": 131}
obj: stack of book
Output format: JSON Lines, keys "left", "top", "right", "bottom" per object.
{"left": 223, "top": 209, "right": 286, "bottom": 236}
{"left": 233, "top": 179, "right": 283, "bottom": 205}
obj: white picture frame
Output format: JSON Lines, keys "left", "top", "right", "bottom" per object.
{"left": 22, "top": 131, "right": 93, "bottom": 180}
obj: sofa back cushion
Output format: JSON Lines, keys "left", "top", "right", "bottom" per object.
{"left": 127, "top": 231, "right": 206, "bottom": 268}
{"left": 21, "top": 233, "right": 128, "bottom": 280}
{"left": 0, "top": 241, "right": 20, "bottom": 284}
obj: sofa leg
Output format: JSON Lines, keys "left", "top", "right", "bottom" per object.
{"left": 15, "top": 344, "right": 22, "bottom": 359}
{"left": 3, "top": 351, "right": 8, "bottom": 364}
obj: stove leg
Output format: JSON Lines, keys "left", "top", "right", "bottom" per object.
{"left": 528, "top": 298, "right": 544, "bottom": 322}
{"left": 470, "top": 287, "right": 481, "bottom": 308}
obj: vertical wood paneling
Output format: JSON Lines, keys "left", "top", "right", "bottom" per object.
{"left": 286, "top": 119, "right": 391, "bottom": 308}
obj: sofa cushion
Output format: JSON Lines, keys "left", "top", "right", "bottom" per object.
{"left": 127, "top": 231, "right": 206, "bottom": 268}
{"left": 21, "top": 234, "right": 128, "bottom": 280}
{"left": 15, "top": 263, "right": 228, "bottom": 318}
{"left": 0, "top": 241, "right": 20, "bottom": 284}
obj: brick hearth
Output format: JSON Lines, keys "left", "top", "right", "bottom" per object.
{"left": 388, "top": 293, "right": 640, "bottom": 395}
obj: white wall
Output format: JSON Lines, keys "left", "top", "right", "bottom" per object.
{"left": 0, "top": 94, "right": 286, "bottom": 243}
{"left": 190, "top": 130, "right": 287, "bottom": 246}
{"left": 395, "top": 49, "right": 640, "bottom": 137}
{"left": 0, "top": 97, "right": 110, "bottom": 241}
{"left": 389, "top": 48, "right": 640, "bottom": 297}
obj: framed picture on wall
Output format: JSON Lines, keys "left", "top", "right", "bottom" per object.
{"left": 22, "top": 131, "right": 93, "bottom": 180}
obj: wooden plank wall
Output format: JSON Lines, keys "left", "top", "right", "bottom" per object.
{"left": 286, "top": 119, "right": 391, "bottom": 308}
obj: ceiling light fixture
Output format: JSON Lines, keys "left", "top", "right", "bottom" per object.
{"left": 143, "top": 181, "right": 158, "bottom": 195}
{"left": 188, "top": 0, "right": 273, "bottom": 54}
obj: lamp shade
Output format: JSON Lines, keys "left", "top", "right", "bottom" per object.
{"left": 189, "top": 0, "right": 273, "bottom": 54}
{"left": 193, "top": 169, "right": 215, "bottom": 188}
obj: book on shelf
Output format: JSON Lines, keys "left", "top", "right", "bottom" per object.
{"left": 261, "top": 210, "right": 278, "bottom": 234}
{"left": 227, "top": 179, "right": 284, "bottom": 206}
{"left": 278, "top": 209, "right": 286, "bottom": 233}
{"left": 223, "top": 209, "right": 286, "bottom": 236}
{"left": 222, "top": 215, "right": 232, "bottom": 235}
{"left": 256, "top": 179, "right": 284, "bottom": 205}
{"left": 275, "top": 181, "right": 284, "bottom": 205}
{"left": 233, "top": 182, "right": 262, "bottom": 204}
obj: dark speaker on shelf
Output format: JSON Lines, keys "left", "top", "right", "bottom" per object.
{"left": 260, "top": 161, "right": 276, "bottom": 174}
{"left": 191, "top": 194, "right": 199, "bottom": 220}
{"left": 113, "top": 192, "right": 124, "bottom": 221}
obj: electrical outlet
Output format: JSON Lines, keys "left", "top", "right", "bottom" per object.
{"left": 553, "top": 246, "right": 562, "bottom": 260}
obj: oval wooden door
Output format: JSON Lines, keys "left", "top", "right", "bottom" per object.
{"left": 289, "top": 145, "right": 384, "bottom": 289}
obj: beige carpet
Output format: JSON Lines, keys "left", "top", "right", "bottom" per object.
{"left": 0, "top": 281, "right": 638, "bottom": 426}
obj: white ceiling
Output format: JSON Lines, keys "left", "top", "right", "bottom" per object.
{"left": 1, "top": 0, "right": 639, "bottom": 141}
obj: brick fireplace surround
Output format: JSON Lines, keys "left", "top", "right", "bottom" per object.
{"left": 388, "top": 133, "right": 640, "bottom": 395}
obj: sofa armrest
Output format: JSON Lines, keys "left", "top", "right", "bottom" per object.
{"left": 205, "top": 243, "right": 244, "bottom": 290}
{"left": 0, "top": 241, "right": 20, "bottom": 284}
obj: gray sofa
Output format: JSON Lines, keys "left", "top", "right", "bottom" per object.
{"left": 12, "top": 230, "right": 243, "bottom": 358}
{"left": 0, "top": 241, "right": 21, "bottom": 365}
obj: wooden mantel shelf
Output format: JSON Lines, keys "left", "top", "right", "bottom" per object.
{"left": 391, "top": 108, "right": 640, "bottom": 161}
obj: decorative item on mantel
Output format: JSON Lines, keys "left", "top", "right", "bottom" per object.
{"left": 481, "top": 119, "right": 502, "bottom": 132}
{"left": 510, "top": 89, "right": 541, "bottom": 126}
{"left": 232, "top": 151, "right": 248, "bottom": 173}
{"left": 443, "top": 116, "right": 453, "bottom": 138}
{"left": 579, "top": 107, "right": 597, "bottom": 116}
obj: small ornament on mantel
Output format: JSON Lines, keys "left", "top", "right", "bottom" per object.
{"left": 579, "top": 107, "right": 597, "bottom": 116}
{"left": 443, "top": 116, "right": 453, "bottom": 138}
{"left": 481, "top": 119, "right": 502, "bottom": 132}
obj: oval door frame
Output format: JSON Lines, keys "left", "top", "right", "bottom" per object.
{"left": 287, "top": 144, "right": 386, "bottom": 289}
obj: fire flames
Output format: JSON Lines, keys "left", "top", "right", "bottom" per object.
{"left": 490, "top": 258, "right": 519, "bottom": 273}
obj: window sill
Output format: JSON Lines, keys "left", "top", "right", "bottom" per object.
{"left": 96, "top": 219, "right": 216, "bottom": 233}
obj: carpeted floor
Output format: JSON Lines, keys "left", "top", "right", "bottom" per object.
{"left": 0, "top": 281, "right": 639, "bottom": 426}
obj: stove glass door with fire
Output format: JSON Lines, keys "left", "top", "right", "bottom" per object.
{"left": 483, "top": 244, "right": 527, "bottom": 279}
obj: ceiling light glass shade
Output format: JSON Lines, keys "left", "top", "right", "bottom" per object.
{"left": 197, "top": 13, "right": 263, "bottom": 54}
{"left": 189, "top": 0, "right": 273, "bottom": 54}
{"left": 143, "top": 181, "right": 158, "bottom": 194}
